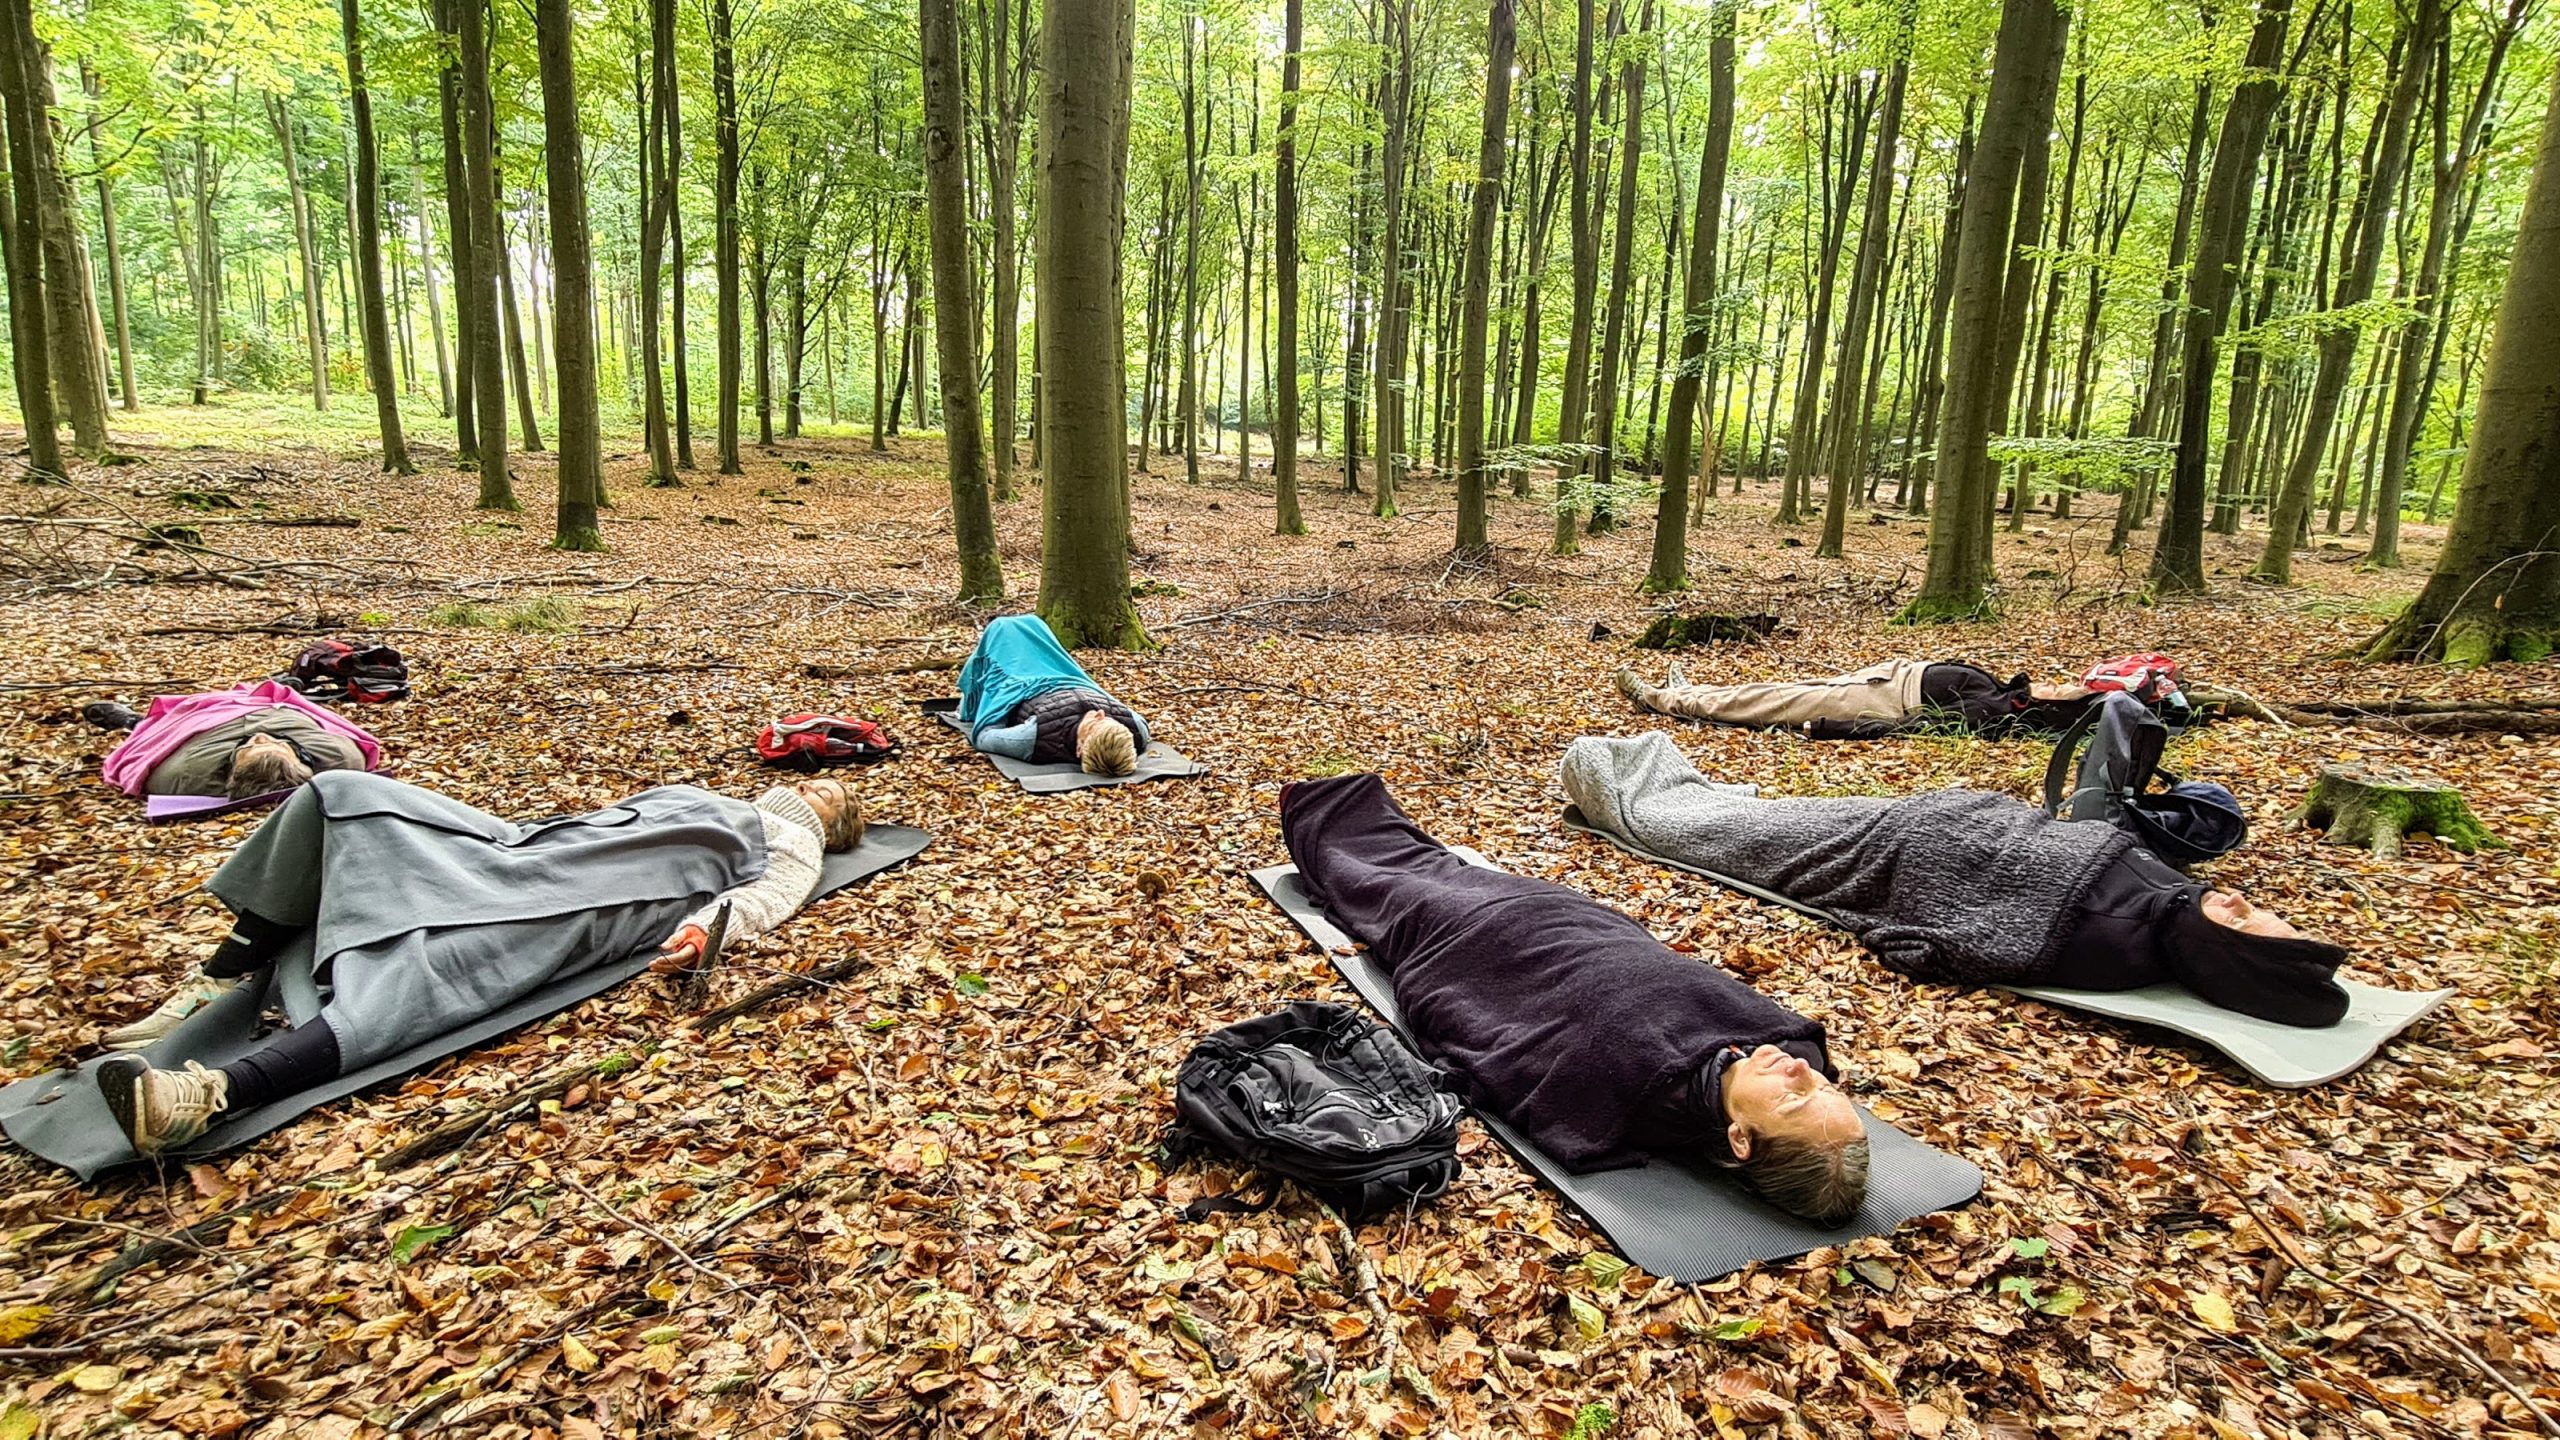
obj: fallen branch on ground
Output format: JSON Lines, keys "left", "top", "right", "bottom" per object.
{"left": 2191, "top": 688, "right": 2560, "bottom": 735}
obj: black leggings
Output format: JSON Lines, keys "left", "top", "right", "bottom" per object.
{"left": 219, "top": 1022, "right": 344, "bottom": 1110}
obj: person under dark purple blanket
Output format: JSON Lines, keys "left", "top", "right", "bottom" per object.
{"left": 1280, "top": 773, "right": 1870, "bottom": 1225}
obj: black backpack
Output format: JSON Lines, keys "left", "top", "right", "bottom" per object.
{"left": 1167, "top": 1001, "right": 1463, "bottom": 1222}
{"left": 280, "top": 640, "right": 411, "bottom": 703}
{"left": 2044, "top": 691, "right": 2246, "bottom": 868}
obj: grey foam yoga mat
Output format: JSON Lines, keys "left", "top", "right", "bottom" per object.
{"left": 0, "top": 825, "right": 932, "bottom": 1182}
{"left": 920, "top": 698, "right": 1207, "bottom": 792}
{"left": 1561, "top": 808, "right": 2452, "bottom": 1089}
{"left": 1248, "top": 851, "right": 1982, "bottom": 1283}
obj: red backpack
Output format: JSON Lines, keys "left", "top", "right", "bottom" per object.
{"left": 2082, "top": 652, "right": 2182, "bottom": 706}
{"left": 754, "top": 714, "right": 898, "bottom": 771}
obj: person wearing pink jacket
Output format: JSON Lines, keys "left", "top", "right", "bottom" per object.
{"left": 98, "top": 682, "right": 382, "bottom": 807}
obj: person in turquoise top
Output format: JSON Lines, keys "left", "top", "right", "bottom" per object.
{"left": 955, "top": 615, "right": 1151, "bottom": 775}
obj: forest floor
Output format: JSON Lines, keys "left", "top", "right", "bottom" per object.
{"left": 0, "top": 415, "right": 2555, "bottom": 1440}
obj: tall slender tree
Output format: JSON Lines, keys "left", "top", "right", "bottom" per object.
{"left": 921, "top": 0, "right": 1003, "bottom": 603}
{"left": 1584, "top": 0, "right": 1649, "bottom": 535}
{"left": 1902, "top": 0, "right": 2057, "bottom": 621}
{"left": 2149, "top": 0, "right": 2288, "bottom": 592}
{"left": 1551, "top": 0, "right": 1600, "bottom": 552}
{"left": 1646, "top": 0, "right": 1734, "bottom": 592}
{"left": 535, "top": 0, "right": 601, "bottom": 550}
{"left": 1371, "top": 0, "right": 1412, "bottom": 517}
{"left": 1036, "top": 0, "right": 1147, "bottom": 648}
{"left": 341, "top": 0, "right": 413, "bottom": 472}
{"left": 2363, "top": 55, "right": 2560, "bottom": 665}
{"left": 2255, "top": 0, "right": 2440, "bottom": 582}
{"left": 711, "top": 0, "right": 744, "bottom": 474}
{"left": 1818, "top": 30, "right": 1911, "bottom": 559}
{"left": 457, "top": 0, "right": 514, "bottom": 508}
{"left": 1453, "top": 0, "right": 1515, "bottom": 558}
{"left": 1272, "top": 0, "right": 1307, "bottom": 535}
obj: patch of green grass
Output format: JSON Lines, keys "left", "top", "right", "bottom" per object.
{"left": 427, "top": 596, "right": 581, "bottom": 633}
{"left": 1303, "top": 752, "right": 1360, "bottom": 778}
{"left": 2303, "top": 591, "right": 2414, "bottom": 622}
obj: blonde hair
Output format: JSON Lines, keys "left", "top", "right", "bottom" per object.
{"left": 1079, "top": 716, "right": 1139, "bottom": 777}
{"left": 229, "top": 740, "right": 313, "bottom": 799}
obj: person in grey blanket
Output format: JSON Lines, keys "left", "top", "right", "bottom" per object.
{"left": 1560, "top": 732, "right": 2350, "bottom": 1027}
{"left": 1616, "top": 659, "right": 2096, "bottom": 739}
{"left": 1282, "top": 773, "right": 1871, "bottom": 1227}
{"left": 93, "top": 770, "right": 867, "bottom": 1156}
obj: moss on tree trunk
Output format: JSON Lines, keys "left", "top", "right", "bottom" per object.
{"left": 2287, "top": 763, "right": 2500, "bottom": 859}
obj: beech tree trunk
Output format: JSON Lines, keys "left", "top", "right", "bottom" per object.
{"left": 0, "top": 0, "right": 59, "bottom": 480}
{"left": 2147, "top": 0, "right": 2288, "bottom": 593}
{"left": 1035, "top": 0, "right": 1147, "bottom": 649}
{"left": 1551, "top": 0, "right": 1599, "bottom": 551}
{"left": 1584, "top": 0, "right": 1649, "bottom": 536}
{"left": 436, "top": 3, "right": 477, "bottom": 458}
{"left": 1453, "top": 0, "right": 1514, "bottom": 558}
{"left": 456, "top": 0, "right": 514, "bottom": 507}
{"left": 1646, "top": 0, "right": 1734, "bottom": 591}
{"left": 1904, "top": 0, "right": 2057, "bottom": 620}
{"left": 535, "top": 0, "right": 601, "bottom": 550}
{"left": 1818, "top": 45, "right": 1910, "bottom": 559}
{"left": 920, "top": 0, "right": 1003, "bottom": 603}
{"left": 1272, "top": 0, "right": 1306, "bottom": 535}
{"left": 712, "top": 0, "right": 743, "bottom": 473}
{"left": 342, "top": 0, "right": 413, "bottom": 471}
{"left": 2363, "top": 56, "right": 2560, "bottom": 666}
{"left": 1370, "top": 0, "right": 1412, "bottom": 517}
{"left": 2371, "top": 0, "right": 2518, "bottom": 568}
{"left": 2256, "top": 0, "right": 2439, "bottom": 583}
{"left": 269, "top": 97, "right": 330, "bottom": 411}
{"left": 80, "top": 66, "right": 135, "bottom": 412}
{"left": 4, "top": 1, "right": 104, "bottom": 455}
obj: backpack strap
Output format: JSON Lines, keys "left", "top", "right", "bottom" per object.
{"left": 1178, "top": 1187, "right": 1278, "bottom": 1222}
{"left": 2042, "top": 701, "right": 2104, "bottom": 817}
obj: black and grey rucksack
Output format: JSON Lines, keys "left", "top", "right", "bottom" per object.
{"left": 2044, "top": 691, "right": 2247, "bottom": 868}
{"left": 1167, "top": 1001, "right": 1463, "bottom": 1222}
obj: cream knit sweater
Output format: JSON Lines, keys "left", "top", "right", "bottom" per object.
{"left": 677, "top": 786, "right": 827, "bottom": 943}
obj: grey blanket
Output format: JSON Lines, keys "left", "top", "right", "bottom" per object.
{"left": 1559, "top": 732, "right": 2131, "bottom": 985}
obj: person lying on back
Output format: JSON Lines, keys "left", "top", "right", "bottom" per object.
{"left": 1560, "top": 731, "right": 2351, "bottom": 1027}
{"left": 97, "top": 681, "right": 380, "bottom": 802}
{"left": 1281, "top": 772, "right": 1870, "bottom": 1226}
{"left": 88, "top": 771, "right": 867, "bottom": 1157}
{"left": 956, "top": 614, "right": 1149, "bottom": 775}
{"left": 1616, "top": 658, "right": 2094, "bottom": 739}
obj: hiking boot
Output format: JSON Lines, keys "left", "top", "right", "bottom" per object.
{"left": 98, "top": 1056, "right": 231, "bottom": 1156}
{"left": 102, "top": 971, "right": 244, "bottom": 1052}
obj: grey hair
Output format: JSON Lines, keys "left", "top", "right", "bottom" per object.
{"left": 228, "top": 740, "right": 314, "bottom": 800}
{"left": 1736, "top": 1130, "right": 1871, "bottom": 1227}
{"left": 1078, "top": 716, "right": 1139, "bottom": 777}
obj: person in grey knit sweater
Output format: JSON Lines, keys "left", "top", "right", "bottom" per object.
{"left": 95, "top": 776, "right": 866, "bottom": 1157}
{"left": 1561, "top": 733, "right": 2350, "bottom": 1027}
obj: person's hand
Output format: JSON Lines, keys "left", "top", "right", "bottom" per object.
{"left": 653, "top": 925, "right": 710, "bottom": 974}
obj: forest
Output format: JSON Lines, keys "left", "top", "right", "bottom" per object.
{"left": 0, "top": 0, "right": 2557, "bottom": 1428}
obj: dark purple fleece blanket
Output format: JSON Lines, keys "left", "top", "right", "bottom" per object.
{"left": 1280, "top": 774, "right": 1831, "bottom": 1173}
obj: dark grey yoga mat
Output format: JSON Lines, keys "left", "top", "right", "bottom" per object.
{"left": 0, "top": 825, "right": 932, "bottom": 1182}
{"left": 919, "top": 698, "right": 1206, "bottom": 792}
{"left": 1247, "top": 851, "right": 1981, "bottom": 1282}
{"left": 1561, "top": 807, "right": 2452, "bottom": 1089}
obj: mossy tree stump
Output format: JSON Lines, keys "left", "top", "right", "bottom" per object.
{"left": 2287, "top": 764, "right": 2501, "bottom": 859}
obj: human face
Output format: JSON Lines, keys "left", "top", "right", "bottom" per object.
{"left": 793, "top": 777, "right": 849, "bottom": 834}
{"left": 237, "top": 733, "right": 293, "bottom": 767}
{"left": 2200, "top": 890, "right": 2301, "bottom": 940}
{"left": 1721, "top": 1045, "right": 1862, "bottom": 1161}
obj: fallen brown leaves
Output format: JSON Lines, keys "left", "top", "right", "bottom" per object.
{"left": 0, "top": 428, "right": 2554, "bottom": 1439}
